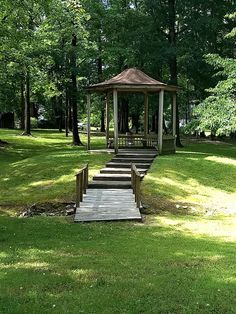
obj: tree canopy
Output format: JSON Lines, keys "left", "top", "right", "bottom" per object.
{"left": 0, "top": 0, "right": 235, "bottom": 143}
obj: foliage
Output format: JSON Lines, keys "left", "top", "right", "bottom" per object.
{"left": 191, "top": 12, "right": 236, "bottom": 136}
{"left": 0, "top": 0, "right": 235, "bottom": 137}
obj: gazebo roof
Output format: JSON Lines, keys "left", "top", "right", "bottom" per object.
{"left": 86, "top": 68, "right": 178, "bottom": 92}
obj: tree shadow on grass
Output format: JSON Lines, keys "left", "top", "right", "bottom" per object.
{"left": 0, "top": 216, "right": 236, "bottom": 313}
{"left": 0, "top": 150, "right": 111, "bottom": 206}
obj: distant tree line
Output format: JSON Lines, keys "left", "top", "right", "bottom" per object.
{"left": 0, "top": 0, "right": 235, "bottom": 145}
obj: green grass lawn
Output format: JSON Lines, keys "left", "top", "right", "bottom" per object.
{"left": 1, "top": 130, "right": 236, "bottom": 313}
{"left": 0, "top": 129, "right": 111, "bottom": 209}
{"left": 142, "top": 139, "right": 236, "bottom": 215}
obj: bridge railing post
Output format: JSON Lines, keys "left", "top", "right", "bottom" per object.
{"left": 131, "top": 163, "right": 141, "bottom": 208}
{"left": 75, "top": 164, "right": 89, "bottom": 208}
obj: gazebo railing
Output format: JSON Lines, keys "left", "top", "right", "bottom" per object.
{"left": 75, "top": 164, "right": 89, "bottom": 208}
{"left": 108, "top": 134, "right": 158, "bottom": 148}
{"left": 131, "top": 163, "right": 141, "bottom": 208}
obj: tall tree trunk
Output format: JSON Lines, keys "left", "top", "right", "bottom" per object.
{"left": 68, "top": 97, "right": 72, "bottom": 132}
{"left": 119, "top": 98, "right": 129, "bottom": 133}
{"left": 20, "top": 79, "right": 25, "bottom": 130}
{"left": 71, "top": 34, "right": 82, "bottom": 146}
{"left": 65, "top": 89, "right": 69, "bottom": 137}
{"left": 58, "top": 95, "right": 63, "bottom": 133}
{"left": 22, "top": 70, "right": 31, "bottom": 135}
{"left": 131, "top": 113, "right": 139, "bottom": 134}
{"left": 97, "top": 53, "right": 105, "bottom": 132}
{"left": 168, "top": 0, "right": 183, "bottom": 147}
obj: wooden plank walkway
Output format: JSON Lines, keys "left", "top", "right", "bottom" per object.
{"left": 74, "top": 189, "right": 141, "bottom": 222}
{"left": 74, "top": 149, "right": 157, "bottom": 222}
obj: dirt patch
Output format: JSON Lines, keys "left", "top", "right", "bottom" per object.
{"left": 19, "top": 202, "right": 75, "bottom": 217}
{"left": 141, "top": 193, "right": 203, "bottom": 216}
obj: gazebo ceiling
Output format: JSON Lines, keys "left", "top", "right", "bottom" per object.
{"left": 86, "top": 68, "right": 178, "bottom": 93}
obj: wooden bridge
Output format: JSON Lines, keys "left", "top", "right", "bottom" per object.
{"left": 74, "top": 149, "right": 157, "bottom": 222}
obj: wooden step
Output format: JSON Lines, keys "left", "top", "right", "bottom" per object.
{"left": 100, "top": 168, "right": 148, "bottom": 174}
{"left": 74, "top": 189, "right": 141, "bottom": 222}
{"left": 106, "top": 162, "right": 151, "bottom": 168}
{"left": 88, "top": 181, "right": 131, "bottom": 189}
{"left": 93, "top": 174, "right": 131, "bottom": 181}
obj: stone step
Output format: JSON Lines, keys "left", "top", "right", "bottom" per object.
{"left": 100, "top": 168, "right": 148, "bottom": 174}
{"left": 111, "top": 157, "right": 154, "bottom": 163}
{"left": 106, "top": 162, "right": 151, "bottom": 168}
{"left": 88, "top": 181, "right": 131, "bottom": 189}
{"left": 116, "top": 153, "right": 157, "bottom": 158}
{"left": 118, "top": 149, "right": 157, "bottom": 153}
{"left": 93, "top": 174, "right": 131, "bottom": 181}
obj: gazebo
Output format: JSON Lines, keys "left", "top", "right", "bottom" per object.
{"left": 85, "top": 68, "right": 178, "bottom": 154}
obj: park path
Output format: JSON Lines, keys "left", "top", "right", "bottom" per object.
{"left": 74, "top": 149, "right": 157, "bottom": 222}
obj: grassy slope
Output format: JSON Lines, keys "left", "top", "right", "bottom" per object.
{"left": 142, "top": 139, "right": 236, "bottom": 214}
{"left": 0, "top": 129, "right": 111, "bottom": 208}
{"left": 1, "top": 130, "right": 236, "bottom": 313}
{"left": 1, "top": 215, "right": 236, "bottom": 314}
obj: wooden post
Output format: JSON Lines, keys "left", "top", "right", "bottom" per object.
{"left": 158, "top": 90, "right": 164, "bottom": 154}
{"left": 87, "top": 93, "right": 91, "bottom": 151}
{"left": 105, "top": 93, "right": 110, "bottom": 147}
{"left": 172, "top": 92, "right": 177, "bottom": 138}
{"left": 113, "top": 89, "right": 118, "bottom": 154}
{"left": 76, "top": 174, "right": 80, "bottom": 208}
{"left": 136, "top": 176, "right": 141, "bottom": 208}
{"left": 144, "top": 92, "right": 148, "bottom": 139}
{"left": 79, "top": 173, "right": 83, "bottom": 202}
{"left": 83, "top": 166, "right": 87, "bottom": 194}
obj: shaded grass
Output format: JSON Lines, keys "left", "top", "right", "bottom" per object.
{"left": 1, "top": 131, "right": 236, "bottom": 313}
{"left": 0, "top": 214, "right": 236, "bottom": 313}
{"left": 142, "top": 141, "right": 236, "bottom": 214}
{"left": 0, "top": 129, "right": 112, "bottom": 207}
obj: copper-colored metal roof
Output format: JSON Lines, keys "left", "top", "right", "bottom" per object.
{"left": 86, "top": 68, "right": 178, "bottom": 92}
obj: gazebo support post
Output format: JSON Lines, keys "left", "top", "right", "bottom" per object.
{"left": 113, "top": 89, "right": 118, "bottom": 154}
{"left": 105, "top": 93, "right": 110, "bottom": 147}
{"left": 144, "top": 92, "right": 149, "bottom": 142}
{"left": 87, "top": 93, "right": 91, "bottom": 151}
{"left": 158, "top": 90, "right": 164, "bottom": 154}
{"left": 172, "top": 92, "right": 177, "bottom": 139}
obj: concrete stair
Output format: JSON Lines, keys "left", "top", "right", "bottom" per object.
{"left": 100, "top": 168, "right": 148, "bottom": 174}
{"left": 106, "top": 162, "right": 151, "bottom": 169}
{"left": 88, "top": 149, "right": 157, "bottom": 189}
{"left": 74, "top": 149, "right": 157, "bottom": 222}
{"left": 93, "top": 173, "right": 131, "bottom": 181}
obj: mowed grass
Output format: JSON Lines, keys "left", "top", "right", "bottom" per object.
{"left": 1, "top": 130, "right": 236, "bottom": 313}
{"left": 0, "top": 129, "right": 112, "bottom": 208}
{"left": 1, "top": 214, "right": 236, "bottom": 314}
{"left": 142, "top": 139, "right": 236, "bottom": 214}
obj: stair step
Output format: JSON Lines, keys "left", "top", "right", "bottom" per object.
{"left": 112, "top": 157, "right": 154, "bottom": 163}
{"left": 116, "top": 153, "right": 157, "bottom": 158}
{"left": 93, "top": 174, "right": 131, "bottom": 181}
{"left": 106, "top": 162, "right": 151, "bottom": 168}
{"left": 88, "top": 181, "right": 131, "bottom": 189}
{"left": 100, "top": 168, "right": 148, "bottom": 174}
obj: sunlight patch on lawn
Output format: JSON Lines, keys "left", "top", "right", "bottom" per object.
{"left": 30, "top": 180, "right": 54, "bottom": 187}
{"left": 70, "top": 269, "right": 95, "bottom": 283}
{"left": 0, "top": 261, "right": 49, "bottom": 270}
{"left": 155, "top": 215, "right": 236, "bottom": 241}
{"left": 205, "top": 156, "right": 236, "bottom": 166}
